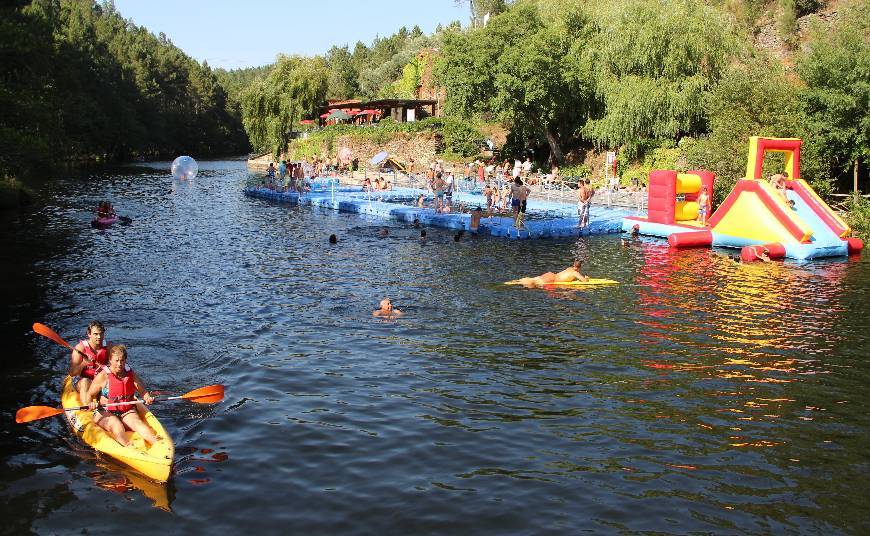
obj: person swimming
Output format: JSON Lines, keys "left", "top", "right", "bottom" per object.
{"left": 470, "top": 206, "right": 483, "bottom": 234}
{"left": 372, "top": 298, "right": 402, "bottom": 318}
{"left": 329, "top": 234, "right": 337, "bottom": 244}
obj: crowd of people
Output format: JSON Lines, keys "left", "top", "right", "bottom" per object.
{"left": 362, "top": 176, "right": 393, "bottom": 192}
{"left": 253, "top": 152, "right": 646, "bottom": 233}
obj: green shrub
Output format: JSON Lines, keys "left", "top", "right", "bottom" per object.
{"left": 560, "top": 164, "right": 592, "bottom": 179}
{"left": 845, "top": 195, "right": 870, "bottom": 240}
{"left": 439, "top": 117, "right": 483, "bottom": 157}
{"left": 0, "top": 176, "right": 34, "bottom": 208}
{"left": 287, "top": 117, "right": 483, "bottom": 159}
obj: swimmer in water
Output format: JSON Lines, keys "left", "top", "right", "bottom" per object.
{"left": 372, "top": 297, "right": 402, "bottom": 318}
{"left": 470, "top": 206, "right": 483, "bottom": 234}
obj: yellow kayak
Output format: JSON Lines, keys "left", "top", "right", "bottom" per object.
{"left": 61, "top": 375, "right": 175, "bottom": 482}
{"left": 505, "top": 278, "right": 619, "bottom": 286}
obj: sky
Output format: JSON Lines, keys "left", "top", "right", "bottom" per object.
{"left": 112, "top": 0, "right": 469, "bottom": 70}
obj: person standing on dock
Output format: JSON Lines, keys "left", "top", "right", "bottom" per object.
{"left": 577, "top": 180, "right": 592, "bottom": 229}
{"left": 278, "top": 160, "right": 287, "bottom": 191}
{"left": 511, "top": 177, "right": 530, "bottom": 230}
{"left": 433, "top": 172, "right": 447, "bottom": 213}
{"left": 266, "top": 163, "right": 276, "bottom": 190}
{"left": 518, "top": 180, "right": 531, "bottom": 230}
{"left": 294, "top": 161, "right": 305, "bottom": 191}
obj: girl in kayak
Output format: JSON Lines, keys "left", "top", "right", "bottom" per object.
{"left": 96, "top": 201, "right": 115, "bottom": 219}
{"left": 70, "top": 321, "right": 108, "bottom": 404}
{"left": 86, "top": 344, "right": 161, "bottom": 446}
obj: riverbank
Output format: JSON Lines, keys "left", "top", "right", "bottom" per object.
{"left": 0, "top": 176, "right": 34, "bottom": 209}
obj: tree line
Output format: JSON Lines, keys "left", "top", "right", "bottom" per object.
{"left": 3, "top": 0, "right": 866, "bottom": 205}
{"left": 438, "top": 0, "right": 868, "bottom": 199}
{"left": 230, "top": 0, "right": 866, "bottom": 202}
{"left": 0, "top": 0, "right": 249, "bottom": 179}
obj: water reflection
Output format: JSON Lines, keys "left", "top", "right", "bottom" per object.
{"left": 89, "top": 460, "right": 174, "bottom": 512}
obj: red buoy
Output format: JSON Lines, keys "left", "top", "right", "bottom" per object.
{"left": 668, "top": 230, "right": 712, "bottom": 248}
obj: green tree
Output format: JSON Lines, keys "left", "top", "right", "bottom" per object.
{"left": 0, "top": 0, "right": 58, "bottom": 174}
{"left": 494, "top": 8, "right": 597, "bottom": 162}
{"left": 358, "top": 35, "right": 431, "bottom": 99}
{"left": 240, "top": 55, "right": 328, "bottom": 157}
{"left": 685, "top": 55, "right": 811, "bottom": 204}
{"left": 456, "top": 0, "right": 508, "bottom": 27}
{"left": 325, "top": 45, "right": 358, "bottom": 99}
{"left": 439, "top": 4, "right": 543, "bottom": 119}
{"left": 439, "top": 3, "right": 596, "bottom": 163}
{"left": 581, "top": 0, "right": 737, "bottom": 158}
{"left": 797, "top": 1, "right": 870, "bottom": 193}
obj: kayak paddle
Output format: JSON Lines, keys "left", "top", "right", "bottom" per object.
{"left": 16, "top": 384, "right": 225, "bottom": 424}
{"left": 32, "top": 322, "right": 74, "bottom": 350}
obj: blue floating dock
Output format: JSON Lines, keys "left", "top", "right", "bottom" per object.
{"left": 243, "top": 182, "right": 633, "bottom": 240}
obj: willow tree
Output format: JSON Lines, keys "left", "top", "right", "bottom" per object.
{"left": 579, "top": 0, "right": 737, "bottom": 157}
{"left": 240, "top": 55, "right": 328, "bottom": 157}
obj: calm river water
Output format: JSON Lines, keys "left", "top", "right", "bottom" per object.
{"left": 1, "top": 160, "right": 869, "bottom": 534}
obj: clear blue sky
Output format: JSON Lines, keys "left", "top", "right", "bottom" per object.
{"left": 112, "top": 0, "right": 469, "bottom": 70}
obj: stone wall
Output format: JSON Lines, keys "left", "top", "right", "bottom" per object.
{"left": 248, "top": 132, "right": 441, "bottom": 172}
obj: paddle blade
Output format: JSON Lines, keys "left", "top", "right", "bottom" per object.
{"left": 16, "top": 405, "right": 65, "bottom": 423}
{"left": 33, "top": 323, "right": 72, "bottom": 349}
{"left": 119, "top": 215, "right": 132, "bottom": 225}
{"left": 182, "top": 384, "right": 224, "bottom": 403}
{"left": 187, "top": 393, "right": 224, "bottom": 404}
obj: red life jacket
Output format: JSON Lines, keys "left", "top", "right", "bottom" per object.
{"left": 103, "top": 369, "right": 137, "bottom": 413}
{"left": 77, "top": 340, "right": 108, "bottom": 379}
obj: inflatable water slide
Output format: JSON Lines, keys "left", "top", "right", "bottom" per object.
{"left": 622, "top": 137, "right": 863, "bottom": 260}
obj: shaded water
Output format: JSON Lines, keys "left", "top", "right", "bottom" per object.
{"left": 1, "top": 160, "right": 869, "bottom": 534}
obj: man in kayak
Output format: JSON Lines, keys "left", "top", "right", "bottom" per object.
{"left": 86, "top": 344, "right": 160, "bottom": 447}
{"left": 513, "top": 260, "right": 589, "bottom": 287}
{"left": 70, "top": 321, "right": 109, "bottom": 404}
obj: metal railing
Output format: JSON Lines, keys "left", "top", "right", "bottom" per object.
{"left": 246, "top": 168, "right": 650, "bottom": 212}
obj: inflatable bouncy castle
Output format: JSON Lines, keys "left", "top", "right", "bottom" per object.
{"left": 623, "top": 137, "right": 863, "bottom": 260}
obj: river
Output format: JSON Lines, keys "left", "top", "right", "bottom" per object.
{"left": 1, "top": 159, "right": 869, "bottom": 534}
